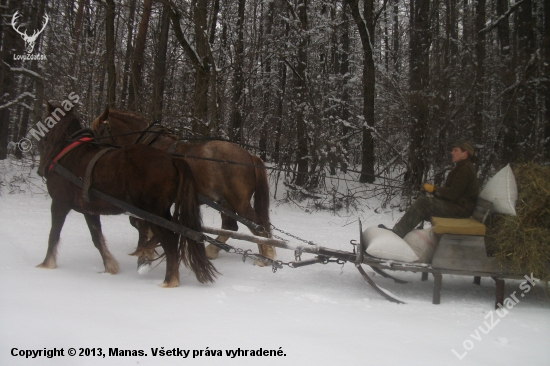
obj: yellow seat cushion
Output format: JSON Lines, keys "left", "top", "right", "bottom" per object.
{"left": 431, "top": 217, "right": 486, "bottom": 236}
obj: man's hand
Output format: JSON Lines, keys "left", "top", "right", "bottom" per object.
{"left": 422, "top": 183, "right": 435, "bottom": 193}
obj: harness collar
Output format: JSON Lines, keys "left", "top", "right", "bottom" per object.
{"left": 48, "top": 137, "right": 93, "bottom": 171}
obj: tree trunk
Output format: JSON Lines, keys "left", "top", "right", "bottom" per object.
{"left": 461, "top": 0, "right": 472, "bottom": 68}
{"left": 193, "top": 0, "right": 210, "bottom": 136}
{"left": 14, "top": 81, "right": 29, "bottom": 159}
{"left": 472, "top": 0, "right": 485, "bottom": 150}
{"left": 274, "top": 21, "right": 289, "bottom": 166}
{"left": 274, "top": 59, "right": 286, "bottom": 166}
{"left": 295, "top": 0, "right": 309, "bottom": 186}
{"left": 498, "top": 0, "right": 517, "bottom": 163}
{"left": 70, "top": 0, "right": 86, "bottom": 79}
{"left": 105, "top": 0, "right": 116, "bottom": 107}
{"left": 13, "top": 0, "right": 47, "bottom": 159}
{"left": 230, "top": 0, "right": 246, "bottom": 142}
{"left": 407, "top": 0, "right": 430, "bottom": 190}
{"left": 150, "top": 3, "right": 170, "bottom": 122}
{"left": 209, "top": 0, "right": 220, "bottom": 45}
{"left": 259, "top": 0, "right": 274, "bottom": 162}
{"left": 341, "top": 0, "right": 350, "bottom": 173}
{"left": 168, "top": 2, "right": 210, "bottom": 135}
{"left": 544, "top": 0, "right": 550, "bottom": 160}
{"left": 128, "top": 0, "right": 153, "bottom": 111}
{"left": 0, "top": 0, "right": 18, "bottom": 160}
{"left": 392, "top": 0, "right": 399, "bottom": 73}
{"left": 348, "top": 0, "right": 376, "bottom": 184}
{"left": 516, "top": 0, "right": 536, "bottom": 161}
{"left": 121, "top": 0, "right": 137, "bottom": 107}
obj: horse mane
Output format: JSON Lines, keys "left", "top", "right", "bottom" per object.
{"left": 108, "top": 109, "right": 150, "bottom": 128}
{"left": 91, "top": 108, "right": 150, "bottom": 136}
{"left": 39, "top": 105, "right": 83, "bottom": 175}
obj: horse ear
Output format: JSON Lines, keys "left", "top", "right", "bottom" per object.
{"left": 46, "top": 101, "right": 55, "bottom": 114}
{"left": 100, "top": 107, "right": 110, "bottom": 123}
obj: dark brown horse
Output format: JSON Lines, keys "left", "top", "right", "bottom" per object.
{"left": 38, "top": 101, "right": 216, "bottom": 287}
{"left": 90, "top": 108, "right": 275, "bottom": 267}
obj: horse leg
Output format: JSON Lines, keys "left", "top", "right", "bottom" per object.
{"left": 205, "top": 213, "right": 238, "bottom": 259}
{"left": 237, "top": 205, "right": 276, "bottom": 267}
{"left": 129, "top": 216, "right": 158, "bottom": 273}
{"left": 37, "top": 200, "right": 70, "bottom": 269}
{"left": 84, "top": 214, "right": 119, "bottom": 274}
{"left": 151, "top": 225, "right": 180, "bottom": 288}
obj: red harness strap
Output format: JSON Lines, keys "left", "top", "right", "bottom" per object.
{"left": 48, "top": 137, "right": 93, "bottom": 171}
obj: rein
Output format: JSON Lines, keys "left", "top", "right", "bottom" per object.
{"left": 95, "top": 122, "right": 405, "bottom": 187}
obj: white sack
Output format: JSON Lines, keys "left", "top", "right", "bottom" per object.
{"left": 362, "top": 226, "right": 419, "bottom": 262}
{"left": 478, "top": 164, "right": 518, "bottom": 216}
{"left": 404, "top": 228, "right": 439, "bottom": 263}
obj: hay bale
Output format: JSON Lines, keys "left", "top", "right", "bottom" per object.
{"left": 485, "top": 163, "right": 550, "bottom": 280}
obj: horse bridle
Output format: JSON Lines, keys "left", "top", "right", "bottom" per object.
{"left": 100, "top": 118, "right": 116, "bottom": 144}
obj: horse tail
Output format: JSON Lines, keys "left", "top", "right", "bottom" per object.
{"left": 252, "top": 155, "right": 271, "bottom": 236}
{"left": 173, "top": 158, "right": 218, "bottom": 283}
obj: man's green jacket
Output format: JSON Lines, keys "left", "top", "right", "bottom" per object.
{"left": 434, "top": 159, "right": 479, "bottom": 211}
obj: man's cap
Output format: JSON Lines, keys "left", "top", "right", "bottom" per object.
{"left": 452, "top": 140, "right": 475, "bottom": 157}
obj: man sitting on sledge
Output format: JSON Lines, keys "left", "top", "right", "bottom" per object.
{"left": 382, "top": 141, "right": 480, "bottom": 238}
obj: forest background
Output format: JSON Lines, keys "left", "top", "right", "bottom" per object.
{"left": 1, "top": 0, "right": 548, "bottom": 207}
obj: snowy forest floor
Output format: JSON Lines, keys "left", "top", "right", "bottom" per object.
{"left": 1, "top": 157, "right": 549, "bottom": 366}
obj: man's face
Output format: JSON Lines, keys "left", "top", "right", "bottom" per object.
{"left": 451, "top": 146, "right": 468, "bottom": 163}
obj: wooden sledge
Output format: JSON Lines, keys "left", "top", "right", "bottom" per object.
{"left": 358, "top": 198, "right": 535, "bottom": 309}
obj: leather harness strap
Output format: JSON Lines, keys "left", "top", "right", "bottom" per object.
{"left": 167, "top": 140, "right": 182, "bottom": 154}
{"left": 48, "top": 137, "right": 93, "bottom": 172}
{"left": 134, "top": 124, "right": 165, "bottom": 145}
{"left": 83, "top": 147, "right": 116, "bottom": 202}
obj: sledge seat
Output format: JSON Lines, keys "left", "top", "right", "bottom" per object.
{"left": 430, "top": 197, "right": 492, "bottom": 236}
{"left": 431, "top": 217, "right": 486, "bottom": 235}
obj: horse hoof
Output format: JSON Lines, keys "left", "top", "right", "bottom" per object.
{"left": 36, "top": 262, "right": 56, "bottom": 269}
{"left": 137, "top": 263, "right": 152, "bottom": 275}
{"left": 254, "top": 259, "right": 269, "bottom": 267}
{"left": 259, "top": 244, "right": 276, "bottom": 260}
{"left": 159, "top": 279, "right": 179, "bottom": 288}
{"left": 104, "top": 260, "right": 119, "bottom": 274}
{"left": 205, "top": 244, "right": 220, "bottom": 260}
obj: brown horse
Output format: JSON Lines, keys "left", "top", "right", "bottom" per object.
{"left": 90, "top": 108, "right": 275, "bottom": 267}
{"left": 37, "top": 101, "right": 217, "bottom": 287}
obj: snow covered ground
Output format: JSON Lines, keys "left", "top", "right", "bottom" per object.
{"left": 1, "top": 158, "right": 549, "bottom": 366}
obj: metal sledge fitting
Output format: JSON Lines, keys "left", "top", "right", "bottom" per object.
{"left": 272, "top": 260, "right": 283, "bottom": 273}
{"left": 242, "top": 249, "right": 252, "bottom": 262}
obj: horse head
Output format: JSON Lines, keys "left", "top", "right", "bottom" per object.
{"left": 91, "top": 107, "right": 112, "bottom": 141}
{"left": 91, "top": 108, "right": 149, "bottom": 146}
{"left": 38, "top": 101, "right": 82, "bottom": 177}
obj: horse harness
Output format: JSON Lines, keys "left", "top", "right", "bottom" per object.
{"left": 134, "top": 122, "right": 170, "bottom": 146}
{"left": 132, "top": 121, "right": 186, "bottom": 155}
{"left": 48, "top": 133, "right": 115, "bottom": 203}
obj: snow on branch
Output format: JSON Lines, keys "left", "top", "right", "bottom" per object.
{"left": 0, "top": 92, "right": 35, "bottom": 110}
{"left": 162, "top": 0, "right": 203, "bottom": 70}
{"left": 479, "top": 0, "right": 525, "bottom": 34}
{"left": 3, "top": 62, "right": 43, "bottom": 80}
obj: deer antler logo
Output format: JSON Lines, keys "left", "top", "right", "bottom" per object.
{"left": 12, "top": 11, "right": 49, "bottom": 54}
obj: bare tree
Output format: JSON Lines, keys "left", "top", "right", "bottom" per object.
{"left": 128, "top": 0, "right": 153, "bottom": 111}
{"left": 105, "top": 0, "right": 116, "bottom": 107}
{"left": 150, "top": 2, "right": 171, "bottom": 122}
{"left": 348, "top": 0, "right": 376, "bottom": 184}
{"left": 230, "top": 0, "right": 246, "bottom": 142}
